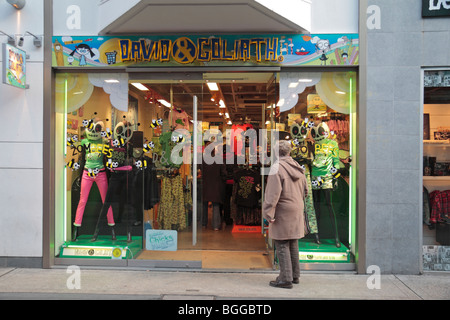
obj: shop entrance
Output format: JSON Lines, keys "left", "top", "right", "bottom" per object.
{"left": 129, "top": 72, "right": 277, "bottom": 270}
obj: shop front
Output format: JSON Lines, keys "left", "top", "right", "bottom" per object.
{"left": 49, "top": 33, "right": 359, "bottom": 271}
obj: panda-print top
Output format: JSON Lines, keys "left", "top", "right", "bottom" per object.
{"left": 108, "top": 140, "right": 133, "bottom": 171}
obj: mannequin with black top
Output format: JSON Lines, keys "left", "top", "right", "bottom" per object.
{"left": 92, "top": 119, "right": 137, "bottom": 243}
{"left": 310, "top": 121, "right": 341, "bottom": 248}
{"left": 290, "top": 119, "right": 319, "bottom": 244}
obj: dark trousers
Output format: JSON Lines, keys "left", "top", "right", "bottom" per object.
{"left": 202, "top": 201, "right": 221, "bottom": 229}
{"left": 95, "top": 171, "right": 136, "bottom": 232}
{"left": 275, "top": 239, "right": 300, "bottom": 282}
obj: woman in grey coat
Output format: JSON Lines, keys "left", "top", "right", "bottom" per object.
{"left": 263, "top": 140, "right": 308, "bottom": 288}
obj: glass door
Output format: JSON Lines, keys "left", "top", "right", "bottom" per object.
{"left": 128, "top": 75, "right": 204, "bottom": 262}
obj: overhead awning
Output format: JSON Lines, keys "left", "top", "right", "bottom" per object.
{"left": 98, "top": 0, "right": 309, "bottom": 35}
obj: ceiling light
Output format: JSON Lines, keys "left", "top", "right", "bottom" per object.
{"left": 207, "top": 82, "right": 219, "bottom": 91}
{"left": 227, "top": 121, "right": 232, "bottom": 125}
{"left": 7, "top": 0, "right": 26, "bottom": 10}
{"left": 158, "top": 99, "right": 171, "bottom": 108}
{"left": 219, "top": 100, "right": 226, "bottom": 108}
{"left": 225, "top": 113, "right": 230, "bottom": 119}
{"left": 131, "top": 83, "right": 149, "bottom": 91}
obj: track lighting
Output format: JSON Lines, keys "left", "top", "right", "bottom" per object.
{"left": 0, "top": 30, "right": 15, "bottom": 45}
{"left": 6, "top": 0, "right": 26, "bottom": 10}
{"left": 18, "top": 31, "right": 42, "bottom": 48}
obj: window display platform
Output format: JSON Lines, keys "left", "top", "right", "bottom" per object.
{"left": 60, "top": 235, "right": 142, "bottom": 260}
{"left": 298, "top": 239, "right": 352, "bottom": 263}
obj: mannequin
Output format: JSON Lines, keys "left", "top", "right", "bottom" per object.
{"left": 73, "top": 118, "right": 115, "bottom": 241}
{"left": 92, "top": 120, "right": 136, "bottom": 243}
{"left": 290, "top": 119, "right": 319, "bottom": 244}
{"left": 310, "top": 121, "right": 341, "bottom": 247}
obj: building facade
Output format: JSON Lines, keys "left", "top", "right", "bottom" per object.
{"left": 0, "top": 0, "right": 448, "bottom": 274}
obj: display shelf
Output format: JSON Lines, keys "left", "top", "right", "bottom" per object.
{"left": 423, "top": 140, "right": 450, "bottom": 146}
{"left": 423, "top": 176, "right": 450, "bottom": 181}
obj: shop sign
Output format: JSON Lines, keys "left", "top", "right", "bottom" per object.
{"left": 52, "top": 34, "right": 359, "bottom": 68}
{"left": 422, "top": 0, "right": 450, "bottom": 17}
{"left": 2, "top": 43, "right": 27, "bottom": 89}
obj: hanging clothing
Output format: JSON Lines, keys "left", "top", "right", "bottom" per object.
{"left": 430, "top": 190, "right": 450, "bottom": 223}
{"left": 157, "top": 174, "right": 188, "bottom": 230}
{"left": 423, "top": 186, "right": 431, "bottom": 226}
{"left": 234, "top": 167, "right": 261, "bottom": 208}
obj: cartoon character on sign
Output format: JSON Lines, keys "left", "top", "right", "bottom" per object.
{"left": 311, "top": 37, "right": 330, "bottom": 65}
{"left": 68, "top": 43, "right": 95, "bottom": 66}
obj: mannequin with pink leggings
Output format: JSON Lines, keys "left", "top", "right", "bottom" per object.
{"left": 74, "top": 169, "right": 114, "bottom": 227}
{"left": 72, "top": 119, "right": 115, "bottom": 241}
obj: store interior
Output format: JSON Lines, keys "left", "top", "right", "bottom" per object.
{"left": 59, "top": 71, "right": 356, "bottom": 270}
{"left": 128, "top": 72, "right": 276, "bottom": 269}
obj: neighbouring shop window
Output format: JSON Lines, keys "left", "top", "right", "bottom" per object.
{"left": 422, "top": 70, "right": 450, "bottom": 272}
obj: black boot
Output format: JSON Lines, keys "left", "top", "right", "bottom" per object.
{"left": 314, "top": 233, "right": 321, "bottom": 245}
{"left": 111, "top": 227, "right": 117, "bottom": 241}
{"left": 91, "top": 229, "right": 99, "bottom": 242}
{"left": 72, "top": 226, "right": 79, "bottom": 241}
{"left": 335, "top": 238, "right": 341, "bottom": 248}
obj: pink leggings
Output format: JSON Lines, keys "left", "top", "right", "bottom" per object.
{"left": 74, "top": 170, "right": 114, "bottom": 227}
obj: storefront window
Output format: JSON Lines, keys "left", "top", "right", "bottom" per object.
{"left": 422, "top": 70, "right": 450, "bottom": 271}
{"left": 277, "top": 71, "right": 357, "bottom": 264}
{"left": 55, "top": 72, "right": 145, "bottom": 259}
{"left": 53, "top": 70, "right": 357, "bottom": 268}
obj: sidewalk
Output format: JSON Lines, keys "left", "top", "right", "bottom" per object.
{"left": 0, "top": 267, "right": 449, "bottom": 300}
